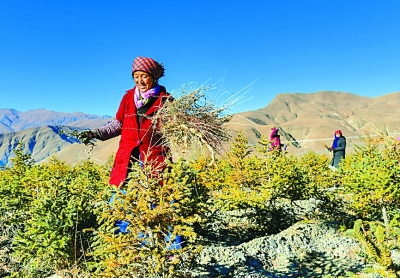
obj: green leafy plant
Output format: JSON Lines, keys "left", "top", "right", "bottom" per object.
{"left": 89, "top": 159, "right": 207, "bottom": 277}
{"left": 337, "top": 136, "right": 400, "bottom": 220}
{"left": 0, "top": 142, "right": 109, "bottom": 277}
{"left": 350, "top": 215, "right": 400, "bottom": 277}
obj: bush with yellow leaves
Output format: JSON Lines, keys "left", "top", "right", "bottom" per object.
{"left": 89, "top": 159, "right": 209, "bottom": 277}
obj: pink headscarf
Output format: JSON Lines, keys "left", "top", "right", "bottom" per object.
{"left": 270, "top": 127, "right": 278, "bottom": 140}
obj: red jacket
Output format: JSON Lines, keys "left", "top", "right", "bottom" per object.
{"left": 109, "top": 86, "right": 171, "bottom": 187}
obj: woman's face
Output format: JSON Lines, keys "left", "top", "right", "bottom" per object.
{"left": 335, "top": 132, "right": 341, "bottom": 137}
{"left": 133, "top": 71, "right": 154, "bottom": 92}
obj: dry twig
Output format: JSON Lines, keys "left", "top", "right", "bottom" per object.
{"left": 153, "top": 85, "right": 234, "bottom": 161}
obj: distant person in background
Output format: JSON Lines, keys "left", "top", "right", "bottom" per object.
{"left": 328, "top": 129, "right": 346, "bottom": 170}
{"left": 269, "top": 127, "right": 286, "bottom": 152}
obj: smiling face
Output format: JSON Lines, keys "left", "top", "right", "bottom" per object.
{"left": 133, "top": 71, "right": 154, "bottom": 92}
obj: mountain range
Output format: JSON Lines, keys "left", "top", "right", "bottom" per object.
{"left": 229, "top": 90, "right": 400, "bottom": 151}
{"left": 1, "top": 91, "right": 399, "bottom": 167}
{"left": 0, "top": 109, "right": 111, "bottom": 166}
{"left": 0, "top": 108, "right": 111, "bottom": 133}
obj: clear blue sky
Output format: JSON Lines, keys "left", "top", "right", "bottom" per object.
{"left": 1, "top": 0, "right": 399, "bottom": 116}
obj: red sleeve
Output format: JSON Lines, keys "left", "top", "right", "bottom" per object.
{"left": 115, "top": 94, "right": 127, "bottom": 123}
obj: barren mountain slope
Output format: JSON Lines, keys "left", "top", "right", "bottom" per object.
{"left": 0, "top": 126, "right": 80, "bottom": 167}
{"left": 40, "top": 137, "right": 120, "bottom": 166}
{"left": 2, "top": 91, "right": 400, "bottom": 166}
{"left": 0, "top": 108, "right": 111, "bottom": 133}
{"left": 229, "top": 91, "right": 400, "bottom": 154}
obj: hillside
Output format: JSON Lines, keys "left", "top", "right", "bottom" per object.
{"left": 230, "top": 91, "right": 400, "bottom": 154}
{"left": 0, "top": 125, "right": 116, "bottom": 167}
{"left": 0, "top": 126, "right": 79, "bottom": 167}
{"left": 40, "top": 136, "right": 120, "bottom": 165}
{"left": 0, "top": 108, "right": 111, "bottom": 133}
{"left": 1, "top": 91, "right": 400, "bottom": 166}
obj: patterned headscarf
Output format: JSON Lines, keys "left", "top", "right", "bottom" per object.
{"left": 131, "top": 56, "right": 165, "bottom": 80}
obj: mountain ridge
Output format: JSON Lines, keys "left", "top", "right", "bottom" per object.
{"left": 1, "top": 91, "right": 400, "bottom": 166}
{"left": 0, "top": 108, "right": 112, "bottom": 133}
{"left": 227, "top": 91, "right": 400, "bottom": 153}
{"left": 0, "top": 125, "right": 79, "bottom": 167}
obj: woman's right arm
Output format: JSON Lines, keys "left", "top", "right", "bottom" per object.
{"left": 95, "top": 118, "right": 122, "bottom": 140}
{"left": 95, "top": 94, "right": 127, "bottom": 141}
{"left": 77, "top": 94, "right": 128, "bottom": 144}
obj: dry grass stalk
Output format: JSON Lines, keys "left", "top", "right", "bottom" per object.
{"left": 322, "top": 142, "right": 330, "bottom": 151}
{"left": 358, "top": 117, "right": 399, "bottom": 146}
{"left": 368, "top": 123, "right": 399, "bottom": 146}
{"left": 154, "top": 85, "right": 233, "bottom": 161}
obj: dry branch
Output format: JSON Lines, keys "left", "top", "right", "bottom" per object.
{"left": 153, "top": 85, "right": 233, "bottom": 160}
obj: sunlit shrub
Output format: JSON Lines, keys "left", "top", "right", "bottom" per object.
{"left": 89, "top": 159, "right": 207, "bottom": 277}
{"left": 3, "top": 132, "right": 399, "bottom": 277}
{"left": 337, "top": 137, "right": 400, "bottom": 220}
{"left": 0, "top": 142, "right": 109, "bottom": 277}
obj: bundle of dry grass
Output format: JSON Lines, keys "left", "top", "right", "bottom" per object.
{"left": 153, "top": 85, "right": 234, "bottom": 161}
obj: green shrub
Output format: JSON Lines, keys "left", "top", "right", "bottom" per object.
{"left": 3, "top": 133, "right": 400, "bottom": 277}
{"left": 348, "top": 216, "right": 400, "bottom": 277}
{"left": 338, "top": 138, "right": 400, "bottom": 220}
{"left": 89, "top": 159, "right": 207, "bottom": 277}
{"left": 9, "top": 158, "right": 107, "bottom": 277}
{"left": 194, "top": 133, "right": 339, "bottom": 237}
{"left": 0, "top": 142, "right": 109, "bottom": 277}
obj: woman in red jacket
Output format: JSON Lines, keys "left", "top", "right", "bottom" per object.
{"left": 79, "top": 56, "right": 171, "bottom": 187}
{"left": 78, "top": 57, "right": 182, "bottom": 249}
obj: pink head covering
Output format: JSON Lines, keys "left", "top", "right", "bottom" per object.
{"left": 270, "top": 127, "right": 278, "bottom": 140}
{"left": 131, "top": 56, "right": 165, "bottom": 80}
{"left": 269, "top": 127, "right": 281, "bottom": 149}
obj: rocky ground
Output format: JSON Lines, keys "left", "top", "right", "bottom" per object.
{"left": 179, "top": 199, "right": 400, "bottom": 278}
{"left": 189, "top": 221, "right": 365, "bottom": 277}
{"left": 2, "top": 199, "right": 400, "bottom": 278}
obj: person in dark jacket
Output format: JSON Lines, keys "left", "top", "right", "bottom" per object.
{"left": 328, "top": 129, "right": 346, "bottom": 170}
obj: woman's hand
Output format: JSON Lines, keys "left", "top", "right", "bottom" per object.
{"left": 77, "top": 130, "right": 99, "bottom": 145}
